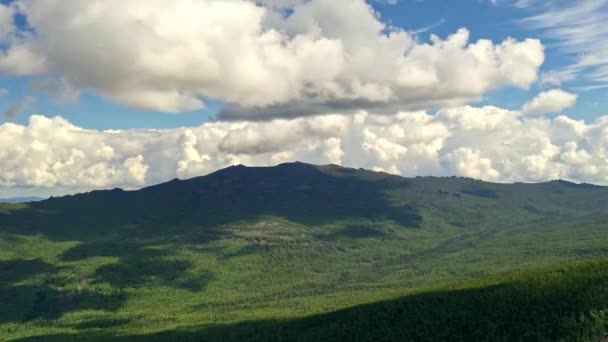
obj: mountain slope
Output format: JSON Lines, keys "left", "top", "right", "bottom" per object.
{"left": 14, "top": 259, "right": 608, "bottom": 342}
{"left": 0, "top": 197, "right": 45, "bottom": 204}
{"left": 1, "top": 162, "right": 608, "bottom": 341}
{"left": 8, "top": 162, "right": 608, "bottom": 235}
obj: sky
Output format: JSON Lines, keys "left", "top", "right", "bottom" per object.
{"left": 0, "top": 0, "right": 607, "bottom": 197}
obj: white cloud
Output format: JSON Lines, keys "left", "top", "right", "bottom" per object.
{"left": 490, "top": 0, "right": 531, "bottom": 8}
{"left": 3, "top": 107, "right": 608, "bottom": 195}
{"left": 540, "top": 69, "right": 576, "bottom": 86}
{"left": 442, "top": 148, "right": 500, "bottom": 181}
{"left": 520, "top": 1, "right": 608, "bottom": 87}
{"left": 0, "top": 3, "right": 47, "bottom": 76}
{"left": 0, "top": 116, "right": 150, "bottom": 189}
{"left": 2, "top": 0, "right": 544, "bottom": 117}
{"left": 0, "top": 43, "right": 47, "bottom": 76}
{"left": 522, "top": 89, "right": 577, "bottom": 115}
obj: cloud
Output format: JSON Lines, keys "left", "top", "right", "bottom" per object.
{"left": 540, "top": 69, "right": 576, "bottom": 86}
{"left": 3, "top": 96, "right": 35, "bottom": 118}
{"left": 0, "top": 116, "right": 149, "bottom": 189}
{"left": 522, "top": 89, "right": 577, "bottom": 115}
{"left": 0, "top": 43, "right": 47, "bottom": 76}
{"left": 372, "top": 0, "right": 399, "bottom": 5}
{"left": 410, "top": 18, "right": 446, "bottom": 35}
{"left": 28, "top": 78, "right": 80, "bottom": 103}
{"left": 0, "top": 3, "right": 14, "bottom": 38}
{"left": 3, "top": 0, "right": 544, "bottom": 117}
{"left": 520, "top": 1, "right": 608, "bottom": 87}
{"left": 489, "top": 0, "right": 531, "bottom": 8}
{"left": 0, "top": 3, "right": 47, "bottom": 76}
{"left": 3, "top": 107, "right": 608, "bottom": 194}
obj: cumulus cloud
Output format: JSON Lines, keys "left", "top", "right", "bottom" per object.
{"left": 3, "top": 107, "right": 608, "bottom": 195}
{"left": 0, "top": 116, "right": 149, "bottom": 189}
{"left": 2, "top": 0, "right": 544, "bottom": 117}
{"left": 522, "top": 89, "right": 578, "bottom": 115}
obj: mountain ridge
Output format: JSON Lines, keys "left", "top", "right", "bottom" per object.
{"left": 0, "top": 196, "right": 45, "bottom": 204}
{"left": 7, "top": 161, "right": 606, "bottom": 243}
{"left": 45, "top": 161, "right": 605, "bottom": 202}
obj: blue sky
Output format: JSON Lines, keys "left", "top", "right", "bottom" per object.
{"left": 1, "top": 0, "right": 608, "bottom": 197}
{"left": 0, "top": 0, "right": 604, "bottom": 129}
{"left": 377, "top": 0, "right": 606, "bottom": 121}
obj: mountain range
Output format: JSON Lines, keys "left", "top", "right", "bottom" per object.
{"left": 1, "top": 162, "right": 608, "bottom": 341}
{"left": 0, "top": 197, "right": 45, "bottom": 204}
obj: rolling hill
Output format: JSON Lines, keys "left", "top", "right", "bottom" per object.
{"left": 1, "top": 162, "right": 608, "bottom": 341}
{"left": 0, "top": 197, "right": 45, "bottom": 204}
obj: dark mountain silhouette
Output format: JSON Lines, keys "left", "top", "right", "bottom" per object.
{"left": 18, "top": 161, "right": 607, "bottom": 237}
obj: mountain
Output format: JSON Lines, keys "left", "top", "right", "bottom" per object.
{"left": 0, "top": 197, "right": 45, "bottom": 204}
{"left": 1, "top": 162, "right": 608, "bottom": 341}
{"left": 20, "top": 161, "right": 608, "bottom": 229}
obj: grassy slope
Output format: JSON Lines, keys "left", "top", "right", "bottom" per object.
{"left": 1, "top": 163, "right": 608, "bottom": 340}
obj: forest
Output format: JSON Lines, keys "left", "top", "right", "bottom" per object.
{"left": 1, "top": 163, "right": 608, "bottom": 341}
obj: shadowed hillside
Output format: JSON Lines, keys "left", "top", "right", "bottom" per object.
{"left": 4, "top": 162, "right": 608, "bottom": 239}
{"left": 1, "top": 163, "right": 608, "bottom": 341}
{"left": 12, "top": 259, "right": 608, "bottom": 342}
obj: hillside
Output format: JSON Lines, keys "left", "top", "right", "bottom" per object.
{"left": 14, "top": 259, "right": 608, "bottom": 342}
{"left": 1, "top": 162, "right": 608, "bottom": 341}
{"left": 0, "top": 197, "right": 45, "bottom": 204}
